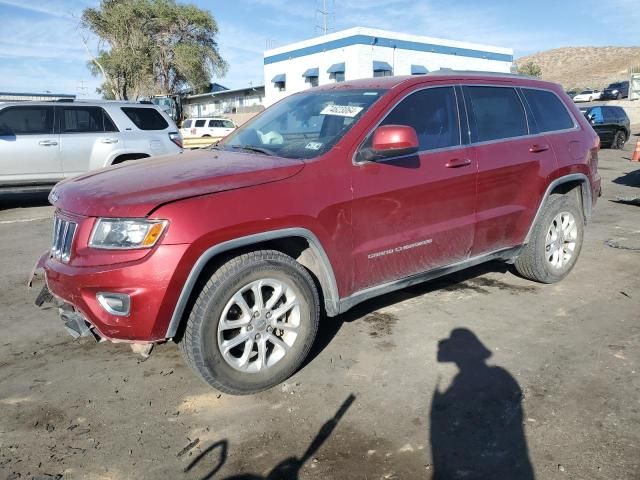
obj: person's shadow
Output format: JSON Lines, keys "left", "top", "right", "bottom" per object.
{"left": 430, "top": 328, "right": 535, "bottom": 480}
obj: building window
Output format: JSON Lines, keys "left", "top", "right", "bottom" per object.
{"left": 411, "top": 64, "right": 428, "bottom": 75}
{"left": 302, "top": 68, "right": 319, "bottom": 88}
{"left": 373, "top": 61, "right": 393, "bottom": 78}
{"left": 327, "top": 63, "right": 345, "bottom": 83}
{"left": 272, "top": 73, "right": 286, "bottom": 92}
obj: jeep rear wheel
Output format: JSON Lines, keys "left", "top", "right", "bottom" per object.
{"left": 179, "top": 250, "right": 319, "bottom": 395}
{"left": 514, "top": 194, "right": 584, "bottom": 283}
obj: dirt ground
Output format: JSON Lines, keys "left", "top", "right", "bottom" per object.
{"left": 1, "top": 144, "right": 639, "bottom": 480}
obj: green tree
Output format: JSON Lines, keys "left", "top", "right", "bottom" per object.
{"left": 81, "top": 0, "right": 227, "bottom": 100}
{"left": 518, "top": 61, "right": 542, "bottom": 77}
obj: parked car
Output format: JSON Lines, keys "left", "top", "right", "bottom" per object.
{"left": 580, "top": 105, "right": 630, "bottom": 149}
{"left": 35, "top": 72, "right": 601, "bottom": 395}
{"left": 600, "top": 81, "right": 630, "bottom": 100}
{"left": 0, "top": 101, "right": 182, "bottom": 191}
{"left": 180, "top": 117, "right": 236, "bottom": 139}
{"left": 573, "top": 89, "right": 601, "bottom": 102}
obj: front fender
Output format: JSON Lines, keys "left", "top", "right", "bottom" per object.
{"left": 162, "top": 227, "right": 340, "bottom": 339}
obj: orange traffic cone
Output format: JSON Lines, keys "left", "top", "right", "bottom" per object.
{"left": 632, "top": 140, "right": 640, "bottom": 162}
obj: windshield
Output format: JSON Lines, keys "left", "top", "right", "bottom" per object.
{"left": 219, "top": 89, "right": 387, "bottom": 159}
{"left": 580, "top": 90, "right": 592, "bottom": 94}
{"left": 608, "top": 83, "right": 622, "bottom": 89}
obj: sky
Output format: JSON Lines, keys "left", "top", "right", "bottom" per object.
{"left": 0, "top": 0, "right": 637, "bottom": 97}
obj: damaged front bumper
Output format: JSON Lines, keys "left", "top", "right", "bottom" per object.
{"left": 34, "top": 284, "right": 103, "bottom": 342}
{"left": 30, "top": 251, "right": 155, "bottom": 358}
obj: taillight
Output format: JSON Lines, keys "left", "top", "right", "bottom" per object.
{"left": 169, "top": 132, "right": 183, "bottom": 148}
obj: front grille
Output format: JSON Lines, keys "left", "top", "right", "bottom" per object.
{"left": 52, "top": 215, "right": 77, "bottom": 263}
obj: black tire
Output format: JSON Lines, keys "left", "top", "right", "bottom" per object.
{"left": 179, "top": 250, "right": 320, "bottom": 395}
{"left": 514, "top": 194, "right": 584, "bottom": 284}
{"left": 611, "top": 130, "right": 626, "bottom": 150}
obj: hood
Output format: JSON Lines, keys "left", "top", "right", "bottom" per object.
{"left": 51, "top": 150, "right": 305, "bottom": 217}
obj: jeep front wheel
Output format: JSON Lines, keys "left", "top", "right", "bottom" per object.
{"left": 514, "top": 194, "right": 584, "bottom": 283}
{"left": 179, "top": 250, "right": 319, "bottom": 395}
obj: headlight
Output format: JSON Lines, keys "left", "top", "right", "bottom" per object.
{"left": 612, "top": 89, "right": 618, "bottom": 93}
{"left": 89, "top": 218, "right": 168, "bottom": 249}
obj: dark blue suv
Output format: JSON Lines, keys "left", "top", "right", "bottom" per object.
{"left": 601, "top": 81, "right": 629, "bottom": 100}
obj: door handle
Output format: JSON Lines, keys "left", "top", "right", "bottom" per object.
{"left": 529, "top": 144, "right": 550, "bottom": 153}
{"left": 38, "top": 140, "right": 58, "bottom": 147}
{"left": 445, "top": 158, "right": 472, "bottom": 168}
{"left": 100, "top": 138, "right": 119, "bottom": 144}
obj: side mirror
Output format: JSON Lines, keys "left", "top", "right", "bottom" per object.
{"left": 368, "top": 125, "right": 419, "bottom": 160}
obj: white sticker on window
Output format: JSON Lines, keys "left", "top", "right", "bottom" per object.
{"left": 305, "top": 142, "right": 323, "bottom": 150}
{"left": 320, "top": 105, "right": 364, "bottom": 117}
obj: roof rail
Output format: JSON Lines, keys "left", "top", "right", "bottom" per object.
{"left": 426, "top": 69, "right": 539, "bottom": 80}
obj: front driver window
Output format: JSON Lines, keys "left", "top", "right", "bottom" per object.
{"left": 380, "top": 87, "right": 460, "bottom": 151}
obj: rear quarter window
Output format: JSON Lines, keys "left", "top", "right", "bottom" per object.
{"left": 521, "top": 88, "right": 574, "bottom": 133}
{"left": 615, "top": 107, "right": 628, "bottom": 120}
{"left": 121, "top": 107, "right": 169, "bottom": 131}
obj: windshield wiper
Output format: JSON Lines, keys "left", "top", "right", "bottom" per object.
{"left": 230, "top": 144, "right": 275, "bottom": 156}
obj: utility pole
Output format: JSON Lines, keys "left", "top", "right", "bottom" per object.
{"left": 77, "top": 80, "right": 89, "bottom": 97}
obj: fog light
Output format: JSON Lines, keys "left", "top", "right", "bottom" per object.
{"left": 97, "top": 292, "right": 131, "bottom": 316}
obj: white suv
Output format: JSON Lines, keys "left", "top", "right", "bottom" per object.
{"left": 0, "top": 100, "right": 183, "bottom": 191}
{"left": 180, "top": 117, "right": 236, "bottom": 139}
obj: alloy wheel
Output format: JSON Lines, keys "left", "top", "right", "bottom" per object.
{"left": 545, "top": 211, "right": 578, "bottom": 270}
{"left": 217, "top": 278, "right": 300, "bottom": 373}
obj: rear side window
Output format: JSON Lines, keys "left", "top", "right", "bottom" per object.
{"left": 465, "top": 86, "right": 527, "bottom": 142}
{"left": 521, "top": 89, "right": 574, "bottom": 133}
{"left": 121, "top": 107, "right": 169, "bottom": 130}
{"left": 380, "top": 86, "right": 460, "bottom": 151}
{"left": 603, "top": 108, "right": 617, "bottom": 123}
{"left": 61, "top": 107, "right": 118, "bottom": 133}
{"left": 194, "top": 119, "right": 206, "bottom": 127}
{"left": 0, "top": 106, "right": 54, "bottom": 135}
{"left": 182, "top": 119, "right": 192, "bottom": 129}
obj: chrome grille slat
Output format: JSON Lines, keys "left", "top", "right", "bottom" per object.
{"left": 51, "top": 214, "right": 77, "bottom": 263}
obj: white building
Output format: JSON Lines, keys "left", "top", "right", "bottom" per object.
{"left": 183, "top": 85, "right": 265, "bottom": 118}
{"left": 263, "top": 27, "right": 513, "bottom": 106}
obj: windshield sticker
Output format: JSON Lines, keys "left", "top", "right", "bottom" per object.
{"left": 363, "top": 92, "right": 379, "bottom": 96}
{"left": 320, "top": 105, "right": 364, "bottom": 118}
{"left": 305, "top": 142, "right": 323, "bottom": 150}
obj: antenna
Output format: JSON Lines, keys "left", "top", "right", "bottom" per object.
{"left": 315, "top": 0, "right": 334, "bottom": 36}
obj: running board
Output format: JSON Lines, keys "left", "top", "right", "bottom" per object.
{"left": 337, "top": 246, "right": 522, "bottom": 314}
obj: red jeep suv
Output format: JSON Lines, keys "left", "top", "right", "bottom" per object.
{"left": 35, "top": 72, "right": 601, "bottom": 394}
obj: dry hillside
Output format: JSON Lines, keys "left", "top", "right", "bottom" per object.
{"left": 515, "top": 46, "right": 640, "bottom": 90}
